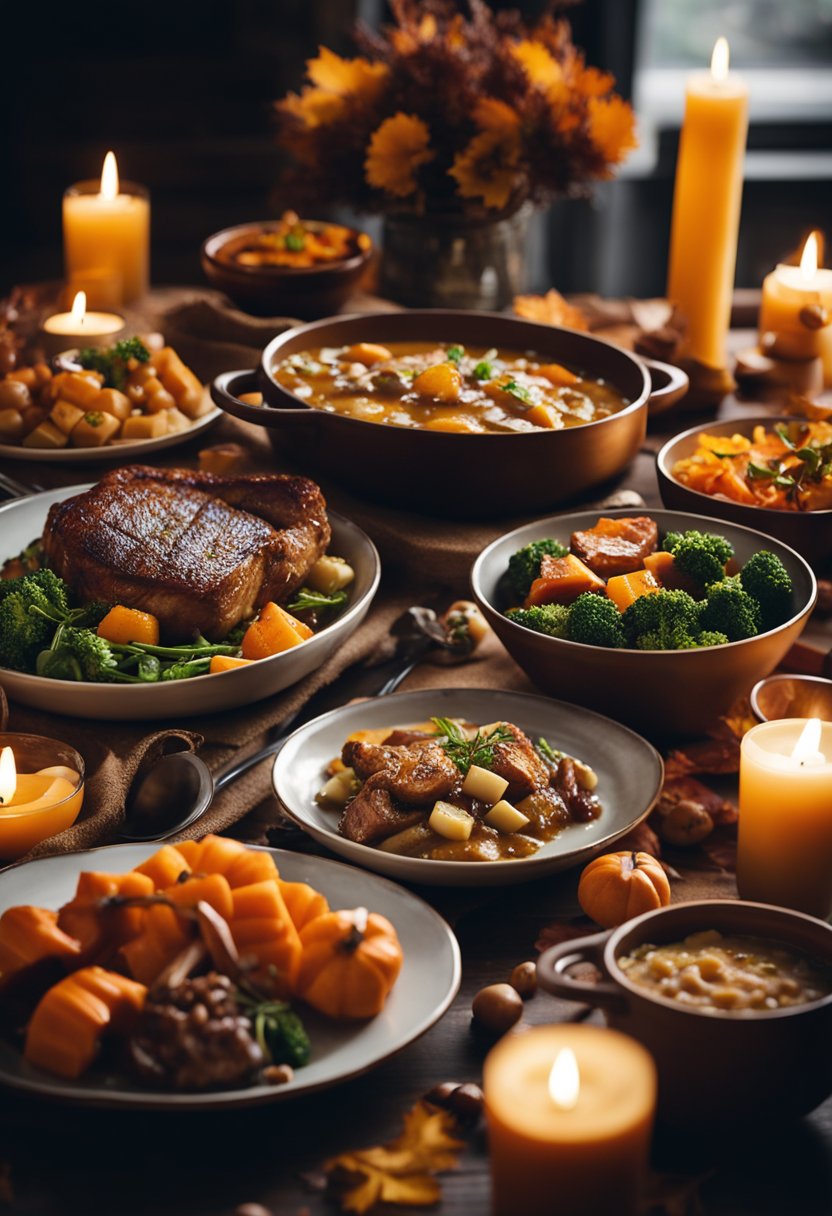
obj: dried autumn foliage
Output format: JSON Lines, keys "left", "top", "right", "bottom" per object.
{"left": 323, "top": 1099, "right": 464, "bottom": 1213}
{"left": 274, "top": 0, "right": 636, "bottom": 217}
{"left": 513, "top": 288, "right": 589, "bottom": 330}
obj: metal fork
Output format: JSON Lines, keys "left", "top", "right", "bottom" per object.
{"left": 0, "top": 471, "right": 43, "bottom": 499}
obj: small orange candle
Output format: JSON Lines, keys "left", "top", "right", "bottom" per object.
{"left": 484, "top": 1025, "right": 656, "bottom": 1216}
{"left": 759, "top": 232, "right": 832, "bottom": 377}
{"left": 0, "top": 736, "right": 84, "bottom": 859}
{"left": 667, "top": 37, "right": 749, "bottom": 369}
{"left": 63, "top": 151, "right": 150, "bottom": 307}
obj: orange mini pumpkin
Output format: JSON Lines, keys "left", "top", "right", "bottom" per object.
{"left": 279, "top": 880, "right": 329, "bottom": 934}
{"left": 578, "top": 850, "right": 671, "bottom": 929}
{"left": 228, "top": 880, "right": 301, "bottom": 997}
{"left": 134, "top": 844, "right": 192, "bottom": 890}
{"left": 57, "top": 871, "right": 155, "bottom": 961}
{"left": 0, "top": 907, "right": 81, "bottom": 987}
{"left": 296, "top": 908, "right": 403, "bottom": 1020}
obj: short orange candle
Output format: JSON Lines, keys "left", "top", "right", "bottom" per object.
{"left": 759, "top": 232, "right": 832, "bottom": 377}
{"left": 484, "top": 1025, "right": 656, "bottom": 1216}
{"left": 667, "top": 37, "right": 748, "bottom": 370}
{"left": 0, "top": 736, "right": 84, "bottom": 859}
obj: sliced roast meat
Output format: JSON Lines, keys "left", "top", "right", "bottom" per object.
{"left": 570, "top": 516, "right": 659, "bottom": 579}
{"left": 342, "top": 739, "right": 459, "bottom": 805}
{"left": 338, "top": 774, "right": 425, "bottom": 845}
{"left": 489, "top": 724, "right": 551, "bottom": 799}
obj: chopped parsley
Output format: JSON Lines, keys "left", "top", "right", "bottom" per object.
{"left": 473, "top": 360, "right": 493, "bottom": 381}
{"left": 501, "top": 378, "right": 534, "bottom": 405}
{"left": 446, "top": 345, "right": 465, "bottom": 366}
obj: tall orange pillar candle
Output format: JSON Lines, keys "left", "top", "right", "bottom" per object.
{"left": 667, "top": 38, "right": 749, "bottom": 369}
{"left": 738, "top": 718, "right": 832, "bottom": 919}
{"left": 484, "top": 1025, "right": 656, "bottom": 1216}
{"left": 63, "top": 152, "right": 150, "bottom": 307}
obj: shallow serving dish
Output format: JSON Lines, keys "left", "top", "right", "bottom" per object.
{"left": 538, "top": 899, "right": 832, "bottom": 1128}
{"left": 201, "top": 219, "right": 373, "bottom": 319}
{"left": 272, "top": 687, "right": 663, "bottom": 887}
{"left": 0, "top": 486, "right": 380, "bottom": 721}
{"left": 210, "top": 311, "right": 688, "bottom": 518}
{"left": 750, "top": 673, "right": 832, "bottom": 723}
{"left": 471, "top": 507, "right": 817, "bottom": 738}
{"left": 657, "top": 416, "right": 831, "bottom": 572}
{"left": 0, "top": 843, "right": 460, "bottom": 1110}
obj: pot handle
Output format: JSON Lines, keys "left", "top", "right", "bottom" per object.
{"left": 642, "top": 357, "right": 689, "bottom": 416}
{"left": 536, "top": 929, "right": 628, "bottom": 1015}
{"left": 210, "top": 368, "right": 311, "bottom": 417}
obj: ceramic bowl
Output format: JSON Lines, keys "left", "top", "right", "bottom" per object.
{"left": 0, "top": 486, "right": 380, "bottom": 721}
{"left": 210, "top": 311, "right": 688, "bottom": 518}
{"left": 470, "top": 507, "right": 817, "bottom": 738}
{"left": 657, "top": 416, "right": 832, "bottom": 572}
{"left": 750, "top": 673, "right": 832, "bottom": 722}
{"left": 537, "top": 899, "right": 832, "bottom": 1129}
{"left": 200, "top": 220, "right": 372, "bottom": 319}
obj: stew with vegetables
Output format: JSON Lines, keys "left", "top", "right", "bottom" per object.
{"left": 272, "top": 341, "right": 628, "bottom": 434}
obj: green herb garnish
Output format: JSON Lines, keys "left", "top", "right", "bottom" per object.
{"left": 288, "top": 587, "right": 348, "bottom": 614}
{"left": 284, "top": 232, "right": 306, "bottom": 252}
{"left": 473, "top": 360, "right": 493, "bottom": 380}
{"left": 446, "top": 345, "right": 465, "bottom": 365}
{"left": 501, "top": 378, "right": 534, "bottom": 405}
{"left": 237, "top": 993, "right": 311, "bottom": 1068}
{"left": 536, "top": 736, "right": 564, "bottom": 765}
{"left": 431, "top": 717, "right": 514, "bottom": 775}
{"left": 77, "top": 337, "right": 151, "bottom": 390}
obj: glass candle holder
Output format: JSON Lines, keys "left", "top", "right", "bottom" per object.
{"left": 0, "top": 733, "right": 85, "bottom": 860}
{"left": 63, "top": 178, "right": 150, "bottom": 308}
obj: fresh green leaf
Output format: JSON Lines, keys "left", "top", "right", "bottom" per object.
{"left": 472, "top": 360, "right": 493, "bottom": 380}
{"left": 431, "top": 717, "right": 514, "bottom": 776}
{"left": 284, "top": 232, "right": 306, "bottom": 252}
{"left": 536, "top": 736, "right": 564, "bottom": 765}
{"left": 238, "top": 993, "right": 311, "bottom": 1068}
{"left": 446, "top": 345, "right": 465, "bottom": 365}
{"left": 746, "top": 462, "right": 779, "bottom": 481}
{"left": 501, "top": 378, "right": 534, "bottom": 405}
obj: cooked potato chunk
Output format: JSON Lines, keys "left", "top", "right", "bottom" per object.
{"left": 23, "top": 419, "right": 69, "bottom": 449}
{"left": 166, "top": 408, "right": 193, "bottom": 436}
{"left": 412, "top": 363, "right": 462, "bottom": 403}
{"left": 156, "top": 346, "right": 204, "bottom": 415}
{"left": 0, "top": 409, "right": 25, "bottom": 442}
{"left": 343, "top": 343, "right": 392, "bottom": 366}
{"left": 484, "top": 800, "right": 530, "bottom": 833}
{"left": 307, "top": 555, "right": 355, "bottom": 595}
{"left": 428, "top": 801, "right": 474, "bottom": 841}
{"left": 461, "top": 765, "right": 509, "bottom": 803}
{"left": 317, "top": 768, "right": 357, "bottom": 806}
{"left": 50, "top": 399, "right": 86, "bottom": 434}
{"left": 95, "top": 388, "right": 131, "bottom": 423}
{"left": 71, "top": 411, "right": 121, "bottom": 447}
{"left": 121, "top": 413, "right": 168, "bottom": 440}
{"left": 52, "top": 371, "right": 102, "bottom": 409}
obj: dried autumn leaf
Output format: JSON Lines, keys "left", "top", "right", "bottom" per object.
{"left": 324, "top": 1100, "right": 464, "bottom": 1214}
{"left": 535, "top": 915, "right": 596, "bottom": 954}
{"left": 616, "top": 820, "right": 662, "bottom": 859}
{"left": 664, "top": 738, "right": 740, "bottom": 779}
{"left": 513, "top": 289, "right": 589, "bottom": 331}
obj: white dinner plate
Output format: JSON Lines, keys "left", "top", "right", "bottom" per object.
{"left": 0, "top": 486, "right": 380, "bottom": 720}
{"left": 272, "top": 687, "right": 664, "bottom": 887}
{"left": 0, "top": 390, "right": 221, "bottom": 463}
{"left": 0, "top": 843, "right": 460, "bottom": 1110}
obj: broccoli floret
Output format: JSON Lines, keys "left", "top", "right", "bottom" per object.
{"left": 699, "top": 577, "right": 762, "bottom": 641}
{"left": 507, "top": 539, "right": 569, "bottom": 598}
{"left": 621, "top": 589, "right": 701, "bottom": 648}
{"left": 78, "top": 337, "right": 151, "bottom": 389}
{"left": 0, "top": 570, "right": 70, "bottom": 671}
{"left": 739, "top": 551, "right": 793, "bottom": 629}
{"left": 506, "top": 603, "right": 571, "bottom": 638}
{"left": 567, "top": 593, "right": 625, "bottom": 648}
{"left": 36, "top": 628, "right": 121, "bottom": 682}
{"left": 663, "top": 529, "right": 734, "bottom": 588}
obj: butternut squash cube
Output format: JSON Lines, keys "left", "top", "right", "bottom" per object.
{"left": 537, "top": 362, "right": 579, "bottom": 387}
{"left": 97, "top": 605, "right": 160, "bottom": 646}
{"left": 71, "top": 411, "right": 121, "bottom": 447}
{"left": 94, "top": 388, "right": 131, "bottom": 423}
{"left": 52, "top": 371, "right": 102, "bottom": 410}
{"left": 643, "top": 551, "right": 701, "bottom": 594}
{"left": 22, "top": 419, "right": 69, "bottom": 449}
{"left": 50, "top": 399, "right": 85, "bottom": 435}
{"left": 342, "top": 342, "right": 392, "bottom": 366}
{"left": 412, "top": 363, "right": 463, "bottom": 403}
{"left": 605, "top": 569, "right": 661, "bottom": 613}
{"left": 209, "top": 655, "right": 253, "bottom": 673}
{"left": 165, "top": 407, "right": 193, "bottom": 435}
{"left": 241, "top": 602, "right": 312, "bottom": 660}
{"left": 525, "top": 554, "right": 605, "bottom": 607}
{"left": 526, "top": 402, "right": 564, "bottom": 429}
{"left": 120, "top": 412, "right": 168, "bottom": 440}
{"left": 156, "top": 347, "right": 204, "bottom": 415}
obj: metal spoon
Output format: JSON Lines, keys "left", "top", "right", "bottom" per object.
{"left": 119, "top": 602, "right": 483, "bottom": 842}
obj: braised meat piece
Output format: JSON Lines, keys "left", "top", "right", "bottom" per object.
{"left": 41, "top": 465, "right": 330, "bottom": 640}
{"left": 488, "top": 724, "right": 551, "bottom": 799}
{"left": 339, "top": 774, "right": 425, "bottom": 845}
{"left": 342, "top": 739, "right": 458, "bottom": 805}
{"left": 570, "top": 516, "right": 659, "bottom": 579}
{"left": 515, "top": 786, "right": 571, "bottom": 833}
{"left": 554, "top": 757, "right": 602, "bottom": 823}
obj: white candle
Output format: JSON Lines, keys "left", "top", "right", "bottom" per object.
{"left": 41, "top": 291, "right": 125, "bottom": 357}
{"left": 63, "top": 151, "right": 150, "bottom": 307}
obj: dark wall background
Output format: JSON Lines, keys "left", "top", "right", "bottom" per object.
{"left": 0, "top": 0, "right": 828, "bottom": 298}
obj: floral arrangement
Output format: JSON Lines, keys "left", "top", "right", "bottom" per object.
{"left": 274, "top": 0, "right": 637, "bottom": 218}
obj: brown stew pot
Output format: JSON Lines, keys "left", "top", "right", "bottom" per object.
{"left": 210, "top": 311, "right": 688, "bottom": 518}
{"left": 537, "top": 900, "right": 832, "bottom": 1130}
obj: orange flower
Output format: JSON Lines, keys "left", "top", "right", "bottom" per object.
{"left": 474, "top": 97, "right": 521, "bottom": 137}
{"left": 587, "top": 95, "right": 638, "bottom": 168}
{"left": 511, "top": 39, "right": 568, "bottom": 108}
{"left": 450, "top": 129, "right": 521, "bottom": 211}
{"left": 365, "top": 114, "right": 435, "bottom": 197}
{"left": 279, "top": 88, "right": 347, "bottom": 130}
{"left": 306, "top": 47, "right": 389, "bottom": 102}
{"left": 563, "top": 49, "right": 615, "bottom": 98}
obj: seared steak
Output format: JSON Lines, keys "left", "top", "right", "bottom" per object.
{"left": 41, "top": 465, "right": 330, "bottom": 640}
{"left": 339, "top": 775, "right": 425, "bottom": 845}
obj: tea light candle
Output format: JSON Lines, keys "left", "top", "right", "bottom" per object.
{"left": 759, "top": 232, "right": 832, "bottom": 378}
{"left": 667, "top": 38, "right": 749, "bottom": 370}
{"left": 63, "top": 151, "right": 150, "bottom": 307}
{"left": 738, "top": 717, "right": 832, "bottom": 918}
{"left": 484, "top": 1025, "right": 656, "bottom": 1216}
{"left": 41, "top": 291, "right": 125, "bottom": 358}
{"left": 0, "top": 736, "right": 84, "bottom": 860}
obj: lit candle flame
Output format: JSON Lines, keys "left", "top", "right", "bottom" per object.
{"left": 800, "top": 232, "right": 819, "bottom": 282}
{"left": 0, "top": 747, "right": 16, "bottom": 806}
{"left": 70, "top": 291, "right": 87, "bottom": 326}
{"left": 791, "top": 718, "right": 823, "bottom": 766}
{"left": 710, "top": 37, "right": 730, "bottom": 83}
{"left": 100, "top": 151, "right": 119, "bottom": 201}
{"left": 548, "top": 1047, "right": 580, "bottom": 1111}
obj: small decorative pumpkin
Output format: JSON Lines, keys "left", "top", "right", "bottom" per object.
{"left": 57, "top": 870, "right": 155, "bottom": 960}
{"left": 578, "top": 851, "right": 670, "bottom": 929}
{"left": 278, "top": 880, "right": 329, "bottom": 933}
{"left": 134, "top": 844, "right": 192, "bottom": 890}
{"left": 296, "top": 908, "right": 403, "bottom": 1019}
{"left": 0, "top": 906, "right": 81, "bottom": 988}
{"left": 228, "top": 880, "right": 302, "bottom": 998}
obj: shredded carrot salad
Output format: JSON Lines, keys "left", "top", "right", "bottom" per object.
{"left": 672, "top": 422, "right": 832, "bottom": 512}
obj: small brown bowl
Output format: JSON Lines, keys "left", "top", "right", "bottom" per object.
{"left": 657, "top": 416, "right": 832, "bottom": 573}
{"left": 537, "top": 899, "right": 832, "bottom": 1129}
{"left": 210, "top": 311, "right": 688, "bottom": 518}
{"left": 750, "top": 673, "right": 832, "bottom": 722}
{"left": 470, "top": 507, "right": 817, "bottom": 738}
{"left": 200, "top": 220, "right": 373, "bottom": 319}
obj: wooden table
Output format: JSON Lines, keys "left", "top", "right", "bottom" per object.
{"left": 0, "top": 312, "right": 830, "bottom": 1216}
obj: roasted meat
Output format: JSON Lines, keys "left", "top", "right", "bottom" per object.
{"left": 570, "top": 516, "right": 658, "bottom": 579}
{"left": 342, "top": 739, "right": 459, "bottom": 805}
{"left": 41, "top": 465, "right": 330, "bottom": 640}
{"left": 338, "top": 774, "right": 425, "bottom": 845}
{"left": 489, "top": 726, "right": 551, "bottom": 799}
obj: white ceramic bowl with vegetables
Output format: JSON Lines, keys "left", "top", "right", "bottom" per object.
{"left": 0, "top": 486, "right": 380, "bottom": 720}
